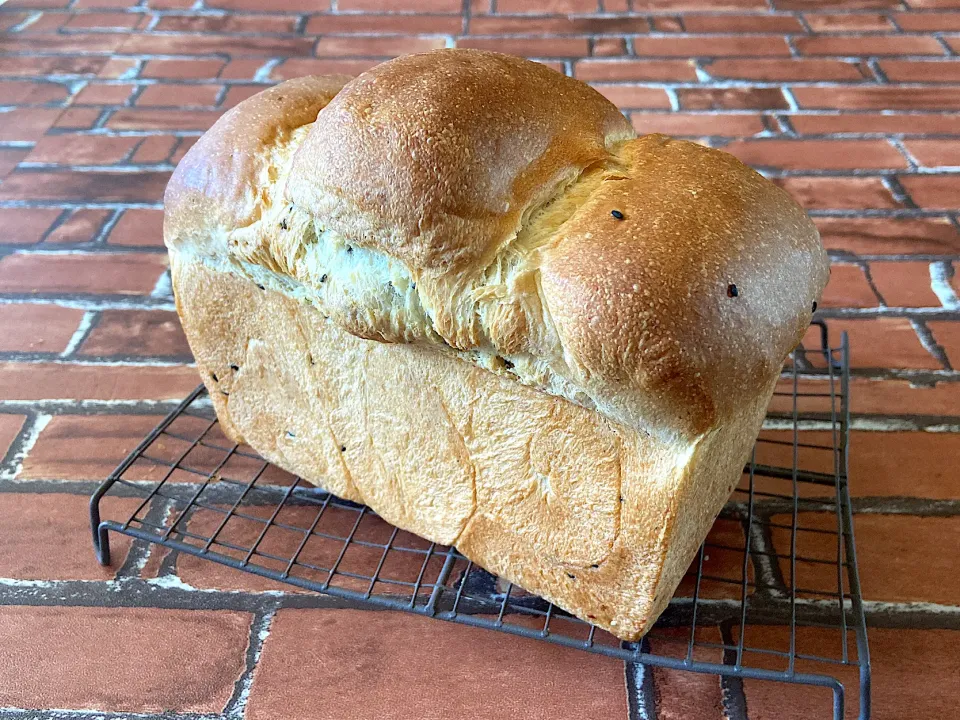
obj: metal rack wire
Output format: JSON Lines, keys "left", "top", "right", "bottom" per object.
{"left": 90, "top": 322, "right": 869, "bottom": 720}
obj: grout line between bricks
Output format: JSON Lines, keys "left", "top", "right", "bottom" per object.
{"left": 222, "top": 604, "right": 281, "bottom": 720}
{"left": 930, "top": 262, "right": 960, "bottom": 311}
{"left": 911, "top": 318, "right": 953, "bottom": 371}
{"left": 58, "top": 310, "right": 99, "bottom": 359}
{"left": 0, "top": 413, "right": 50, "bottom": 482}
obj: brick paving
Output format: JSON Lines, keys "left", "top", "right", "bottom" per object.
{"left": 0, "top": 0, "right": 958, "bottom": 718}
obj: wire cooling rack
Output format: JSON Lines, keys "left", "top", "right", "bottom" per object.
{"left": 90, "top": 321, "right": 869, "bottom": 720}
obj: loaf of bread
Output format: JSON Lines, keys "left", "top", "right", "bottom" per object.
{"left": 164, "top": 49, "right": 829, "bottom": 640}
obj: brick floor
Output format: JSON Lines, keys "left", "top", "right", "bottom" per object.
{"left": 0, "top": 1, "right": 957, "bottom": 719}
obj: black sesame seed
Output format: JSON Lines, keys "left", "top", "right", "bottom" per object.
{"left": 565, "top": 573, "right": 576, "bottom": 580}
{"left": 211, "top": 372, "right": 218, "bottom": 382}
{"left": 619, "top": 495, "right": 624, "bottom": 503}
{"left": 411, "top": 282, "right": 416, "bottom": 289}
{"left": 340, "top": 445, "right": 346, "bottom": 452}
{"left": 286, "top": 431, "right": 296, "bottom": 438}
{"left": 220, "top": 390, "right": 230, "bottom": 397}
{"left": 279, "top": 219, "right": 288, "bottom": 230}
{"left": 590, "top": 564, "right": 599, "bottom": 569}
{"left": 230, "top": 364, "right": 240, "bottom": 371}
{"left": 346, "top": 245, "right": 353, "bottom": 253}
{"left": 320, "top": 274, "right": 327, "bottom": 283}
{"left": 611, "top": 209, "right": 624, "bottom": 220}
{"left": 503, "top": 358, "right": 515, "bottom": 370}
{"left": 727, "top": 283, "right": 739, "bottom": 298}
{"left": 257, "top": 284, "right": 265, "bottom": 291}
{"left": 812, "top": 301, "right": 818, "bottom": 313}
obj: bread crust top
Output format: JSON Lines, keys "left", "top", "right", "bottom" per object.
{"left": 164, "top": 49, "right": 829, "bottom": 442}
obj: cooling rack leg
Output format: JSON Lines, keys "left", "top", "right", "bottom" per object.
{"left": 832, "top": 681, "right": 845, "bottom": 720}
{"left": 89, "top": 488, "right": 112, "bottom": 566}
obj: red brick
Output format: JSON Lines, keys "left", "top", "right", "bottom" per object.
{"left": 14, "top": 11, "right": 67, "bottom": 31}
{"left": 136, "top": 83, "right": 221, "bottom": 107}
{"left": 850, "top": 377, "right": 960, "bottom": 416}
{"left": 773, "top": 513, "right": 960, "bottom": 604}
{"left": 911, "top": 0, "right": 960, "bottom": 6}
{"left": 678, "top": 87, "right": 788, "bottom": 110}
{"left": 315, "top": 36, "right": 447, "bottom": 57}
{"left": 820, "top": 264, "right": 878, "bottom": 308}
{"left": 63, "top": 11, "right": 143, "bottom": 29}
{"left": 247, "top": 608, "right": 627, "bottom": 720}
{"left": 497, "top": 0, "right": 598, "bottom": 10}
{"left": 0, "top": 148, "right": 27, "bottom": 181}
{"left": 0, "top": 34, "right": 124, "bottom": 53}
{"left": 52, "top": 107, "right": 101, "bottom": 130}
{"left": 270, "top": 58, "right": 378, "bottom": 80}
{"left": 575, "top": 58, "right": 697, "bottom": 81}
{"left": 775, "top": 0, "right": 902, "bottom": 7}
{"left": 928, "top": 321, "right": 960, "bottom": 366}
{"left": 774, "top": 177, "right": 899, "bottom": 210}
{"left": 0, "top": 12, "right": 30, "bottom": 30}
{"left": 895, "top": 11, "right": 960, "bottom": 30}
{"left": 779, "top": 427, "right": 960, "bottom": 498}
{"left": 0, "top": 303, "right": 83, "bottom": 353}
{"left": 793, "top": 86, "right": 960, "bottom": 111}
{"left": 592, "top": 37, "right": 626, "bottom": 56}
{"left": 0, "top": 0, "right": 69, "bottom": 5}
{"left": 815, "top": 217, "right": 960, "bottom": 256}
{"left": 73, "top": 0, "right": 143, "bottom": 6}
{"left": 106, "top": 208, "right": 164, "bottom": 246}
{"left": 904, "top": 139, "right": 960, "bottom": 168}
{"left": 20, "top": 414, "right": 171, "bottom": 480}
{"left": 45, "top": 208, "right": 112, "bottom": 244}
{"left": 130, "top": 135, "right": 177, "bottom": 164}
{"left": 80, "top": 309, "right": 190, "bottom": 357}
{"left": 141, "top": 58, "right": 226, "bottom": 79}
{"left": 219, "top": 58, "right": 269, "bottom": 81}
{"left": 0, "top": 363, "right": 199, "bottom": 402}
{"left": 0, "top": 253, "right": 167, "bottom": 295}
{"left": 870, "top": 261, "right": 941, "bottom": 307}
{"left": 631, "top": 35, "right": 790, "bottom": 56}
{"left": 25, "top": 135, "right": 139, "bottom": 165}
{"left": 822, "top": 317, "right": 940, "bottom": 369}
{"left": 467, "top": 15, "right": 649, "bottom": 35}
{"left": 457, "top": 36, "right": 591, "bottom": 57}
{"left": 221, "top": 85, "right": 265, "bottom": 109}
{"left": 790, "top": 112, "right": 960, "bottom": 135}
{"left": 0, "top": 208, "right": 61, "bottom": 246}
{"left": 96, "top": 57, "right": 139, "bottom": 79}
{"left": 682, "top": 13, "right": 804, "bottom": 32}
{"left": 803, "top": 12, "right": 894, "bottom": 31}
{"left": 0, "top": 493, "right": 140, "bottom": 579}
{"left": 631, "top": 112, "right": 766, "bottom": 137}
{"left": 0, "top": 108, "right": 61, "bottom": 142}
{"left": 652, "top": 668, "right": 723, "bottom": 720}
{"left": 632, "top": 0, "right": 765, "bottom": 7}
{"left": 649, "top": 16, "right": 683, "bottom": 31}
{"left": 726, "top": 139, "right": 906, "bottom": 171}
{"left": 0, "top": 55, "right": 100, "bottom": 76}
{"left": 0, "top": 170, "right": 169, "bottom": 202}
{"left": 72, "top": 82, "right": 135, "bottom": 104}
{"left": 207, "top": 0, "right": 330, "bottom": 9}
{"left": 945, "top": 36, "right": 960, "bottom": 53}
{"left": 900, "top": 175, "right": 960, "bottom": 210}
{"left": 0, "top": 80, "right": 70, "bottom": 105}
{"left": 307, "top": 13, "right": 462, "bottom": 34}
{"left": 0, "top": 414, "right": 25, "bottom": 459}
{"left": 879, "top": 59, "right": 960, "bottom": 83}
{"left": 338, "top": 0, "right": 458, "bottom": 8}
{"left": 704, "top": 58, "right": 865, "bottom": 81}
{"left": 591, "top": 84, "right": 672, "bottom": 108}
{"left": 121, "top": 32, "right": 315, "bottom": 57}
{"left": 796, "top": 34, "right": 945, "bottom": 56}
{"left": 154, "top": 13, "right": 297, "bottom": 33}
{"left": 107, "top": 108, "right": 221, "bottom": 131}
{"left": 0, "top": 606, "right": 250, "bottom": 713}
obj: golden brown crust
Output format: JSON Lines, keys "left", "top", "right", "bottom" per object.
{"left": 540, "top": 135, "right": 828, "bottom": 437}
{"left": 287, "top": 49, "right": 634, "bottom": 275}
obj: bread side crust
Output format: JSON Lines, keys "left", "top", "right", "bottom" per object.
{"left": 172, "top": 252, "right": 767, "bottom": 639}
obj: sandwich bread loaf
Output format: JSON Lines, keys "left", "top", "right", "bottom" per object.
{"left": 164, "top": 49, "right": 829, "bottom": 640}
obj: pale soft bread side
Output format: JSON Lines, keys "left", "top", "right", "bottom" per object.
{"left": 172, "top": 255, "right": 770, "bottom": 639}
{"left": 164, "top": 50, "right": 829, "bottom": 638}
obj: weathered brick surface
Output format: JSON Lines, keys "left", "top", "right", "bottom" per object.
{"left": 0, "top": 1, "right": 957, "bottom": 718}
